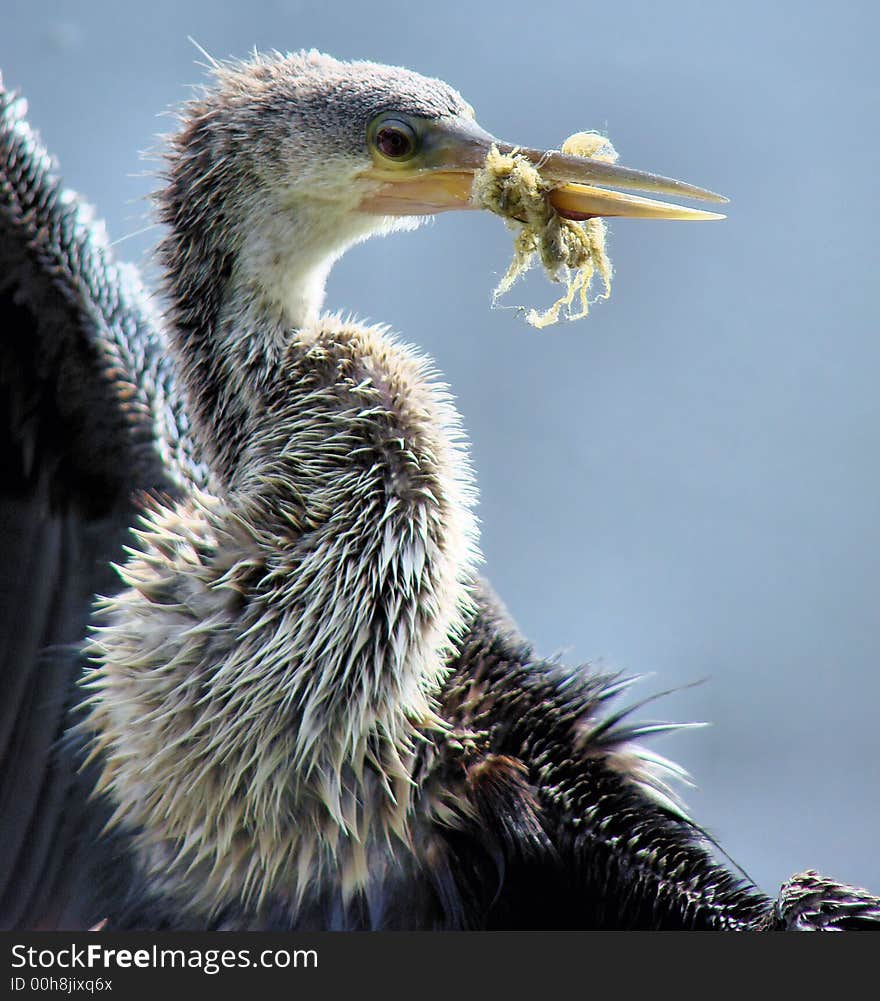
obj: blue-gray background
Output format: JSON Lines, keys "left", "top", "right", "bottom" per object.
{"left": 3, "top": 1, "right": 878, "bottom": 896}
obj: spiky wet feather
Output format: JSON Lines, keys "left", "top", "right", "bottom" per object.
{"left": 84, "top": 315, "right": 480, "bottom": 913}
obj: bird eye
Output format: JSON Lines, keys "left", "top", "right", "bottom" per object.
{"left": 371, "top": 119, "right": 418, "bottom": 162}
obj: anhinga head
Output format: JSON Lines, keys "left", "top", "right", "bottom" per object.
{"left": 160, "top": 48, "right": 725, "bottom": 339}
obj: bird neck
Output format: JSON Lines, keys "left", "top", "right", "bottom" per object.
{"left": 159, "top": 184, "right": 380, "bottom": 482}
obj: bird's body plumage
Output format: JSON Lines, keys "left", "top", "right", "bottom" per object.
{"left": 1, "top": 52, "right": 877, "bottom": 931}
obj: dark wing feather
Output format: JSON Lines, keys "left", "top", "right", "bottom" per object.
{"left": 768, "top": 871, "right": 880, "bottom": 931}
{"left": 437, "top": 585, "right": 774, "bottom": 929}
{"left": 438, "top": 587, "right": 880, "bottom": 930}
{"left": 0, "top": 78, "right": 193, "bottom": 929}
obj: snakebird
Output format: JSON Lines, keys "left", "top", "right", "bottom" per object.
{"left": 1, "top": 50, "right": 878, "bottom": 931}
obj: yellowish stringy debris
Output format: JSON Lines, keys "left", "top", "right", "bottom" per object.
{"left": 471, "top": 131, "right": 617, "bottom": 328}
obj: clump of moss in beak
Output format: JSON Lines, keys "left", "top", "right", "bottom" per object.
{"left": 471, "top": 132, "right": 617, "bottom": 328}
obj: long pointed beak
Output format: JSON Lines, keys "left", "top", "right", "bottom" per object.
{"left": 358, "top": 119, "right": 727, "bottom": 221}
{"left": 509, "top": 144, "right": 727, "bottom": 221}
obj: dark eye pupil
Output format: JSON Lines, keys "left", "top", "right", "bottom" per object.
{"left": 377, "top": 127, "right": 412, "bottom": 159}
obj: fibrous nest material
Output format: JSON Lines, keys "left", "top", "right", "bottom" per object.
{"left": 471, "top": 132, "right": 616, "bottom": 328}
